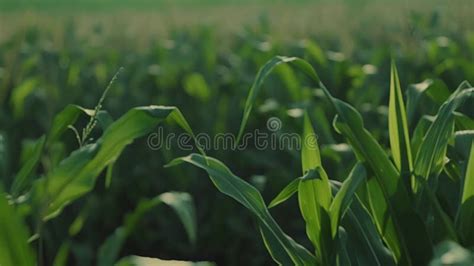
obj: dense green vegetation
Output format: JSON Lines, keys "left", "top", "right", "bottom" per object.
{"left": 1, "top": 2, "right": 474, "bottom": 265}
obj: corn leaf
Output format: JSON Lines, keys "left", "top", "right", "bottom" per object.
{"left": 268, "top": 177, "right": 300, "bottom": 208}
{"left": 98, "top": 192, "right": 196, "bottom": 266}
{"left": 405, "top": 79, "right": 450, "bottom": 126}
{"left": 10, "top": 135, "right": 45, "bottom": 195}
{"left": 454, "top": 112, "right": 474, "bottom": 130}
{"left": 340, "top": 195, "right": 396, "bottom": 266}
{"left": 235, "top": 55, "right": 432, "bottom": 265}
{"left": 298, "top": 111, "right": 332, "bottom": 264}
{"left": 458, "top": 141, "right": 474, "bottom": 245}
{"left": 336, "top": 227, "right": 351, "bottom": 265}
{"left": 329, "top": 162, "right": 366, "bottom": 237}
{"left": 10, "top": 104, "right": 108, "bottom": 196}
{"left": 0, "top": 187, "right": 35, "bottom": 266}
{"left": 53, "top": 242, "right": 70, "bottom": 266}
{"left": 388, "top": 62, "right": 413, "bottom": 184}
{"left": 411, "top": 115, "right": 435, "bottom": 157}
{"left": 166, "top": 153, "right": 316, "bottom": 265}
{"left": 236, "top": 56, "right": 311, "bottom": 144}
{"left": 413, "top": 81, "right": 474, "bottom": 187}
{"left": 31, "top": 106, "right": 200, "bottom": 220}
{"left": 10, "top": 78, "right": 38, "bottom": 119}
{"left": 46, "top": 104, "right": 92, "bottom": 147}
{"left": 454, "top": 130, "right": 474, "bottom": 160}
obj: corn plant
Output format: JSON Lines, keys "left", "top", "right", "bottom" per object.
{"left": 0, "top": 74, "right": 209, "bottom": 266}
{"left": 169, "top": 56, "right": 474, "bottom": 265}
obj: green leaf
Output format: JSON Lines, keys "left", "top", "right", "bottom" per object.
{"left": 303, "top": 39, "right": 327, "bottom": 66}
{"left": 424, "top": 185, "right": 458, "bottom": 242}
{"left": 0, "top": 187, "right": 35, "bottom": 266}
{"left": 458, "top": 141, "right": 474, "bottom": 245}
{"left": 323, "top": 80, "right": 433, "bottom": 265}
{"left": 454, "top": 130, "right": 474, "bottom": 160}
{"left": 69, "top": 200, "right": 92, "bottom": 236}
{"left": 96, "top": 110, "right": 115, "bottom": 130}
{"left": 46, "top": 104, "right": 91, "bottom": 147}
{"left": 298, "top": 111, "right": 332, "bottom": 264}
{"left": 414, "top": 81, "right": 474, "bottom": 187}
{"left": 184, "top": 73, "right": 211, "bottom": 102}
{"left": 454, "top": 112, "right": 474, "bottom": 130}
{"left": 159, "top": 192, "right": 197, "bottom": 244}
{"left": 31, "top": 106, "right": 201, "bottom": 220}
{"left": 301, "top": 112, "right": 322, "bottom": 171}
{"left": 340, "top": 193, "right": 396, "bottom": 266}
{"left": 234, "top": 56, "right": 432, "bottom": 265}
{"left": 329, "top": 163, "right": 366, "bottom": 237}
{"left": 10, "top": 78, "right": 38, "bottom": 118}
{"left": 98, "top": 192, "right": 196, "bottom": 266}
{"left": 236, "top": 56, "right": 319, "bottom": 144}
{"left": 116, "top": 256, "right": 215, "bottom": 266}
{"left": 105, "top": 162, "right": 115, "bottom": 188}
{"left": 258, "top": 223, "right": 300, "bottom": 265}
{"left": 298, "top": 167, "right": 332, "bottom": 264}
{"left": 361, "top": 177, "right": 404, "bottom": 263}
{"left": 405, "top": 79, "right": 450, "bottom": 126}
{"left": 276, "top": 63, "right": 301, "bottom": 101}
{"left": 268, "top": 167, "right": 327, "bottom": 209}
{"left": 336, "top": 227, "right": 351, "bottom": 266}
{"left": 166, "top": 153, "right": 316, "bottom": 265}
{"left": 9, "top": 104, "right": 100, "bottom": 196}
{"left": 388, "top": 69, "right": 457, "bottom": 242}
{"left": 411, "top": 115, "right": 435, "bottom": 157}
{"left": 10, "top": 135, "right": 45, "bottom": 196}
{"left": 268, "top": 177, "right": 300, "bottom": 208}
{"left": 388, "top": 62, "right": 413, "bottom": 185}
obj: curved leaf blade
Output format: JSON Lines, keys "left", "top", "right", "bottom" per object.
{"left": 298, "top": 111, "right": 332, "bottom": 263}
{"left": 0, "top": 188, "right": 35, "bottom": 266}
{"left": 414, "top": 82, "right": 474, "bottom": 186}
{"left": 388, "top": 62, "right": 413, "bottom": 186}
{"left": 98, "top": 192, "right": 196, "bottom": 266}
{"left": 458, "top": 141, "right": 474, "bottom": 245}
{"left": 268, "top": 177, "right": 300, "bottom": 209}
{"left": 236, "top": 56, "right": 320, "bottom": 144}
{"left": 341, "top": 196, "right": 396, "bottom": 266}
{"left": 234, "top": 55, "right": 432, "bottom": 265}
{"left": 329, "top": 162, "right": 366, "bottom": 237}
{"left": 11, "top": 135, "right": 45, "bottom": 196}
{"left": 166, "top": 153, "right": 316, "bottom": 265}
{"left": 32, "top": 106, "right": 200, "bottom": 220}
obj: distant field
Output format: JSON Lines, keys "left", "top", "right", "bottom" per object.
{"left": 1, "top": 0, "right": 472, "bottom": 54}
{"left": 1, "top": 0, "right": 389, "bottom": 11}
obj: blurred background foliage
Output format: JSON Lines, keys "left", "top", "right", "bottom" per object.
{"left": 0, "top": 0, "right": 473, "bottom": 265}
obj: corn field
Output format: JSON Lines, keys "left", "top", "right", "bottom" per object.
{"left": 0, "top": 1, "right": 474, "bottom": 265}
